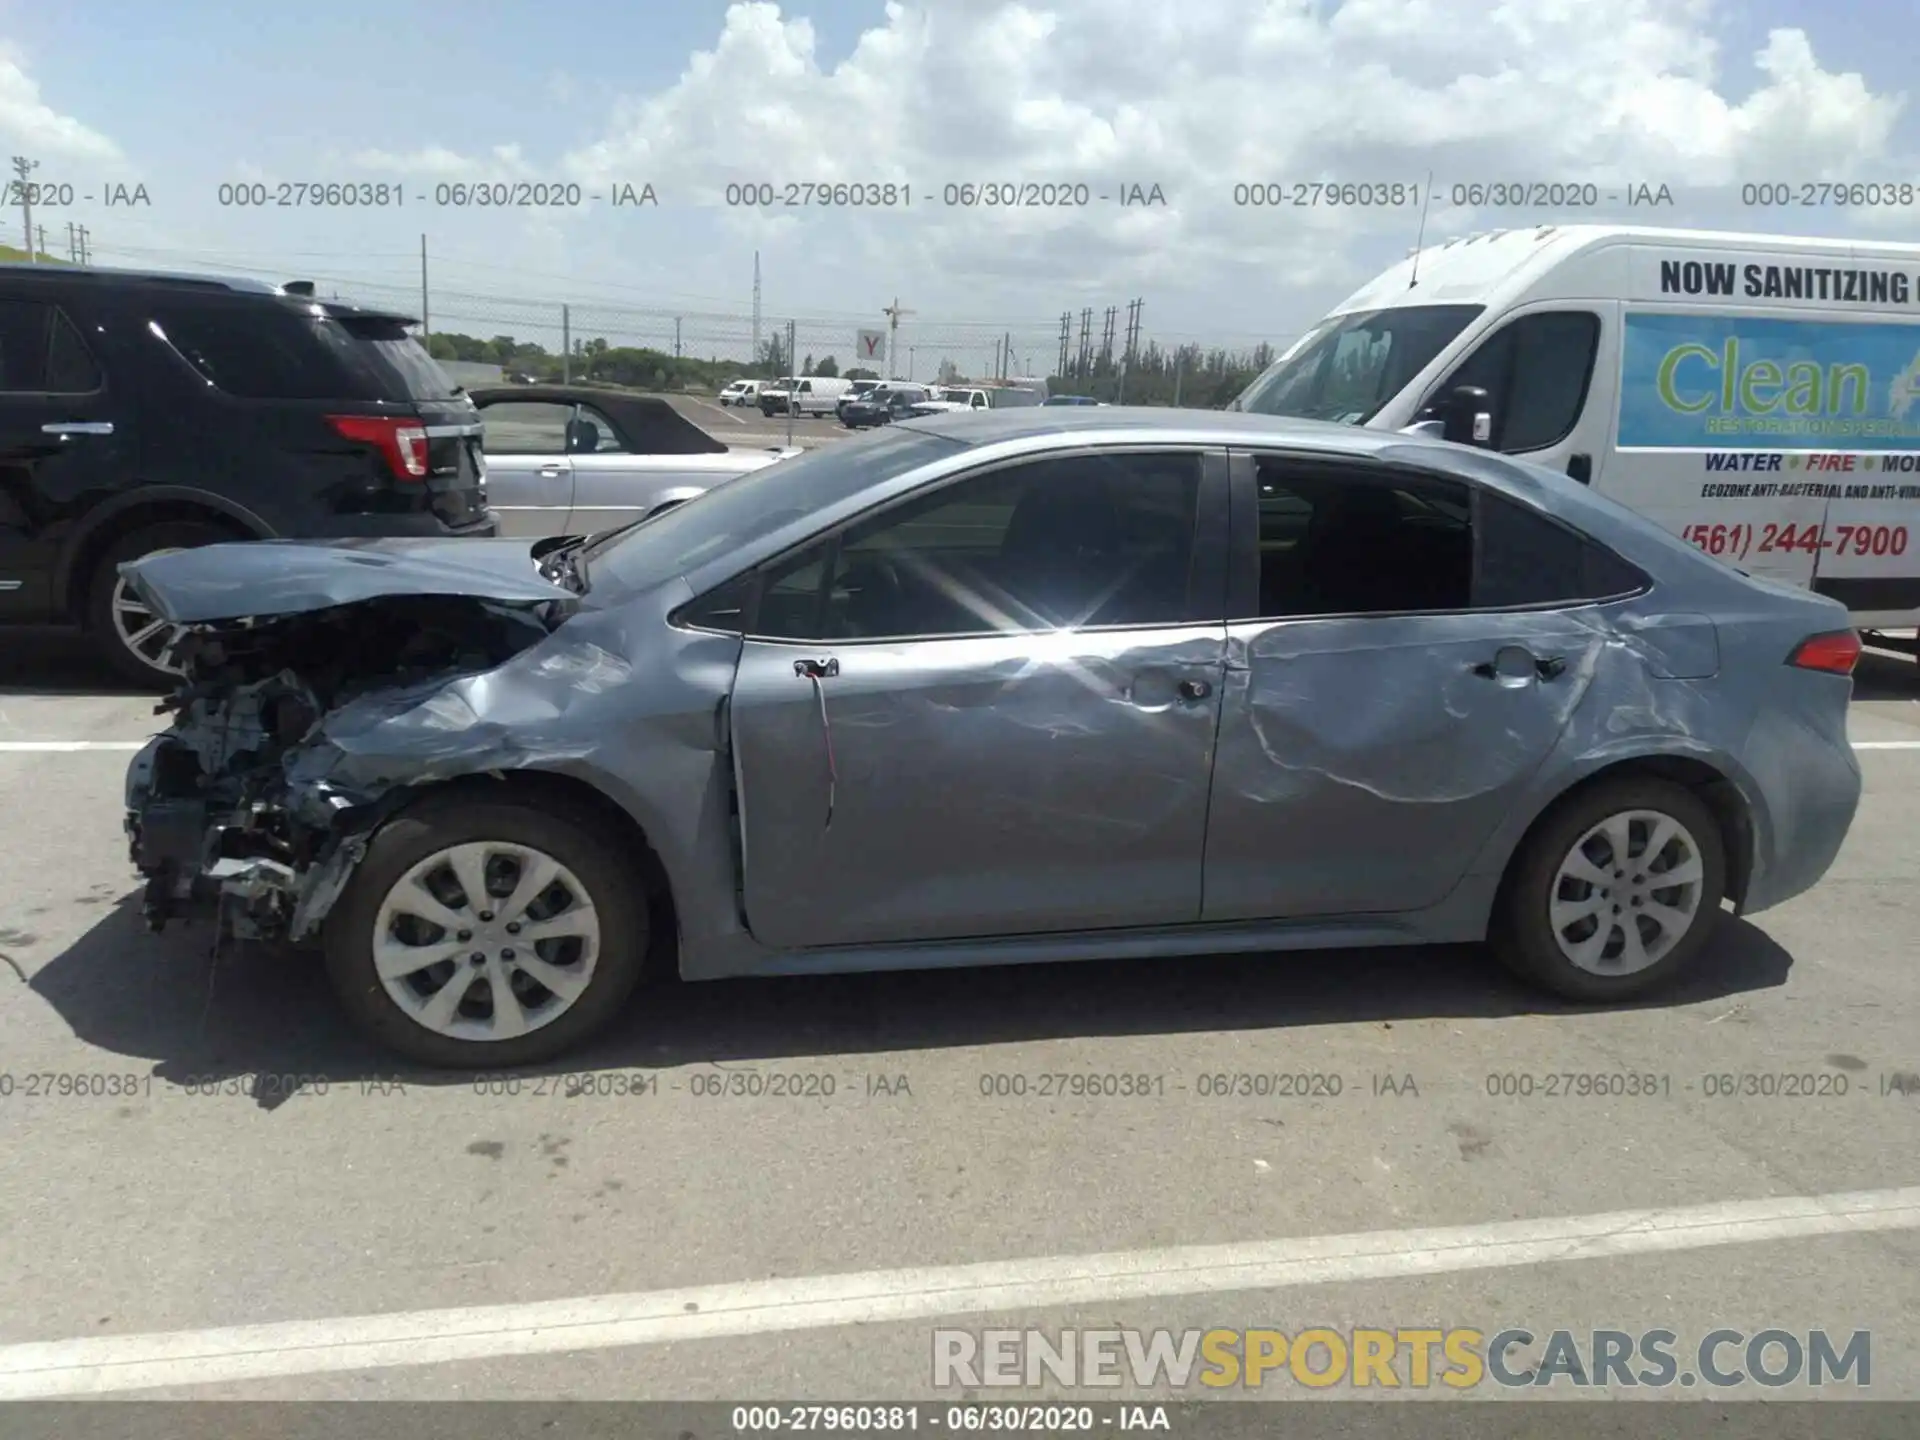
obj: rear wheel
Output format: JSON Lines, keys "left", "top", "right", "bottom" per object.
{"left": 1491, "top": 776, "right": 1727, "bottom": 1002}
{"left": 324, "top": 793, "right": 649, "bottom": 1067}
{"left": 85, "top": 520, "right": 240, "bottom": 686}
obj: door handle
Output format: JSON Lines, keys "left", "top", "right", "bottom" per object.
{"left": 793, "top": 657, "right": 840, "bottom": 679}
{"left": 537, "top": 464, "right": 564, "bottom": 477}
{"left": 1177, "top": 678, "right": 1212, "bottom": 700}
{"left": 1470, "top": 649, "right": 1567, "bottom": 681}
{"left": 42, "top": 421, "right": 113, "bottom": 436}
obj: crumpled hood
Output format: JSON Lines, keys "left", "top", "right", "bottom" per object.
{"left": 121, "top": 537, "right": 577, "bottom": 624}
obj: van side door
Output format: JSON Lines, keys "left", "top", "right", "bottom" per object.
{"left": 1417, "top": 303, "right": 1615, "bottom": 489}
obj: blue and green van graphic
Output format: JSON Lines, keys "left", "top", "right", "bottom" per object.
{"left": 1620, "top": 311, "right": 1920, "bottom": 449}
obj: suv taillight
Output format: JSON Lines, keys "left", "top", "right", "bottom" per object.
{"left": 326, "top": 414, "right": 429, "bottom": 481}
{"left": 1786, "top": 629, "right": 1862, "bottom": 675}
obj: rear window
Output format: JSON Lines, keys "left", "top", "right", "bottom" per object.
{"left": 149, "top": 301, "right": 362, "bottom": 400}
{"left": 329, "top": 313, "right": 463, "bottom": 400}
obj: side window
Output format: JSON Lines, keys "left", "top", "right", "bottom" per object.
{"left": 1253, "top": 458, "right": 1474, "bottom": 617}
{"left": 1475, "top": 490, "right": 1647, "bottom": 608}
{"left": 0, "top": 300, "right": 52, "bottom": 392}
{"left": 1428, "top": 311, "right": 1600, "bottom": 453}
{"left": 479, "top": 401, "right": 572, "bottom": 454}
{"left": 752, "top": 451, "right": 1205, "bottom": 640}
{"left": 46, "top": 310, "right": 103, "bottom": 393}
{"left": 148, "top": 303, "right": 350, "bottom": 400}
{"left": 567, "top": 405, "right": 625, "bottom": 454}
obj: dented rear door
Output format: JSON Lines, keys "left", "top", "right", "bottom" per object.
{"left": 1201, "top": 450, "right": 1602, "bottom": 922}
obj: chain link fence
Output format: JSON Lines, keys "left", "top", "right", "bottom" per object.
{"left": 260, "top": 273, "right": 1288, "bottom": 408}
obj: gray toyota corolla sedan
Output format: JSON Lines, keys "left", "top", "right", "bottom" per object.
{"left": 120, "top": 409, "right": 1863, "bottom": 1066}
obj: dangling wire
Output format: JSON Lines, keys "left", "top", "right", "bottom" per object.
{"left": 810, "top": 671, "right": 837, "bottom": 831}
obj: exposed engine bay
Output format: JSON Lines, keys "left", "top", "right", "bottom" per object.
{"left": 126, "top": 593, "right": 565, "bottom": 942}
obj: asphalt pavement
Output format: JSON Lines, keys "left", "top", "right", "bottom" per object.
{"left": 1, "top": 631, "right": 1916, "bottom": 1406}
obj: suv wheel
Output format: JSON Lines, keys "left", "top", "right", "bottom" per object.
{"left": 1491, "top": 776, "right": 1727, "bottom": 1002}
{"left": 325, "top": 792, "right": 650, "bottom": 1067}
{"left": 86, "top": 520, "right": 240, "bottom": 686}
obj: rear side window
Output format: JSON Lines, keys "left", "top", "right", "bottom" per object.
{"left": 150, "top": 302, "right": 359, "bottom": 400}
{"left": 1474, "top": 489, "right": 1647, "bottom": 607}
{"left": 329, "top": 314, "right": 462, "bottom": 400}
{"left": 1252, "top": 458, "right": 1641, "bottom": 617}
{"left": 0, "top": 301, "right": 102, "bottom": 393}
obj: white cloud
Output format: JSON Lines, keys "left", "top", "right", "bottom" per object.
{"left": 0, "top": 44, "right": 120, "bottom": 163}
{"left": 220, "top": 1, "right": 1913, "bottom": 335}
{"left": 541, "top": 0, "right": 1915, "bottom": 312}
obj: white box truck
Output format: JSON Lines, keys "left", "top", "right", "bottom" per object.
{"left": 1230, "top": 223, "right": 1920, "bottom": 642}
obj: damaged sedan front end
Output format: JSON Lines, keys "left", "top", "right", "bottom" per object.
{"left": 123, "top": 540, "right": 582, "bottom": 943}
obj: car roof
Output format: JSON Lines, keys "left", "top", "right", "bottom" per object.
{"left": 469, "top": 385, "right": 730, "bottom": 455}
{"left": 0, "top": 262, "right": 286, "bottom": 294}
{"left": 888, "top": 405, "right": 1718, "bottom": 565}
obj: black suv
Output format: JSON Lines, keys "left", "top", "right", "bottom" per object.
{"left": 0, "top": 265, "right": 494, "bottom": 681}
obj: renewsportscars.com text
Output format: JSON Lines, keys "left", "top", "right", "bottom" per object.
{"left": 932, "top": 1326, "right": 1870, "bottom": 1391}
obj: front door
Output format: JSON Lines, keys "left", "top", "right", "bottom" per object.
{"left": 1202, "top": 452, "right": 1607, "bottom": 922}
{"left": 0, "top": 296, "right": 131, "bottom": 620}
{"left": 475, "top": 399, "right": 575, "bottom": 536}
{"left": 1416, "top": 303, "right": 1615, "bottom": 489}
{"left": 728, "top": 447, "right": 1230, "bottom": 950}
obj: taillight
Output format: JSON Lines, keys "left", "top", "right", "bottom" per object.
{"left": 1786, "top": 629, "right": 1862, "bottom": 675}
{"left": 325, "top": 415, "right": 429, "bottom": 481}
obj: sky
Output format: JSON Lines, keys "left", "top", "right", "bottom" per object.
{"left": 0, "top": 0, "right": 1915, "bottom": 371}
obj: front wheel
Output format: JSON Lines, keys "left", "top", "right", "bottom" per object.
{"left": 324, "top": 793, "right": 650, "bottom": 1067}
{"left": 85, "top": 520, "right": 240, "bottom": 686}
{"left": 1490, "top": 776, "right": 1727, "bottom": 1002}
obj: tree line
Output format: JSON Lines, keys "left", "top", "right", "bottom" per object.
{"left": 425, "top": 331, "right": 1275, "bottom": 406}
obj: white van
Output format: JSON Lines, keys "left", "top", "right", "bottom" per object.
{"left": 717, "top": 379, "right": 762, "bottom": 407}
{"left": 788, "top": 375, "right": 853, "bottom": 417}
{"left": 1231, "top": 224, "right": 1920, "bottom": 635}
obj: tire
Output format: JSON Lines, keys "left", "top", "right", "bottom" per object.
{"left": 85, "top": 519, "right": 241, "bottom": 687}
{"left": 1490, "top": 776, "right": 1727, "bottom": 1003}
{"left": 324, "top": 792, "right": 650, "bottom": 1067}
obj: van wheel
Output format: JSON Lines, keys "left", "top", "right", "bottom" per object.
{"left": 1490, "top": 776, "right": 1727, "bottom": 1003}
{"left": 85, "top": 520, "right": 240, "bottom": 687}
{"left": 325, "top": 792, "right": 649, "bottom": 1068}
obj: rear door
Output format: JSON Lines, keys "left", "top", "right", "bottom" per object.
{"left": 566, "top": 399, "right": 715, "bottom": 531}
{"left": 727, "top": 447, "right": 1231, "bottom": 950}
{"left": 0, "top": 294, "right": 130, "bottom": 619}
{"left": 476, "top": 399, "right": 575, "bottom": 536}
{"left": 1203, "top": 451, "right": 1633, "bottom": 922}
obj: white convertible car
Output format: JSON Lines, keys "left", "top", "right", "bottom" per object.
{"left": 472, "top": 385, "right": 799, "bottom": 537}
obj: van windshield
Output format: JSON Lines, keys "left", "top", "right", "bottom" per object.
{"left": 1230, "top": 303, "right": 1484, "bottom": 424}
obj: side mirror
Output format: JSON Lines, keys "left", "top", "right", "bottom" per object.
{"left": 1442, "top": 386, "right": 1494, "bottom": 447}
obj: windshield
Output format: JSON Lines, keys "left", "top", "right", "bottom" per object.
{"left": 588, "top": 426, "right": 966, "bottom": 594}
{"left": 1230, "top": 303, "right": 1483, "bottom": 424}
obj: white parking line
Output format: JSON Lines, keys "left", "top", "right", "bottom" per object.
{"left": 0, "top": 741, "right": 147, "bottom": 752}
{"left": 1852, "top": 740, "right": 1920, "bottom": 749}
{"left": 1, "top": 1184, "right": 1915, "bottom": 1398}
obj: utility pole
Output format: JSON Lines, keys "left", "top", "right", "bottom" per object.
{"left": 419, "top": 235, "right": 430, "bottom": 340}
{"left": 751, "top": 251, "right": 762, "bottom": 375}
{"left": 1101, "top": 305, "right": 1117, "bottom": 372}
{"left": 1058, "top": 312, "right": 1071, "bottom": 378}
{"left": 561, "top": 304, "right": 571, "bottom": 383}
{"left": 35, "top": 224, "right": 46, "bottom": 261}
{"left": 883, "top": 296, "right": 915, "bottom": 381}
{"left": 674, "top": 316, "right": 682, "bottom": 359}
{"left": 12, "top": 156, "right": 38, "bottom": 261}
{"left": 73, "top": 224, "right": 89, "bottom": 266}
{"left": 1078, "top": 308, "right": 1093, "bottom": 378}
{"left": 1173, "top": 348, "right": 1185, "bottom": 407}
{"left": 785, "top": 319, "right": 797, "bottom": 450}
{"left": 66, "top": 220, "right": 77, "bottom": 263}
{"left": 993, "top": 336, "right": 1001, "bottom": 378}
